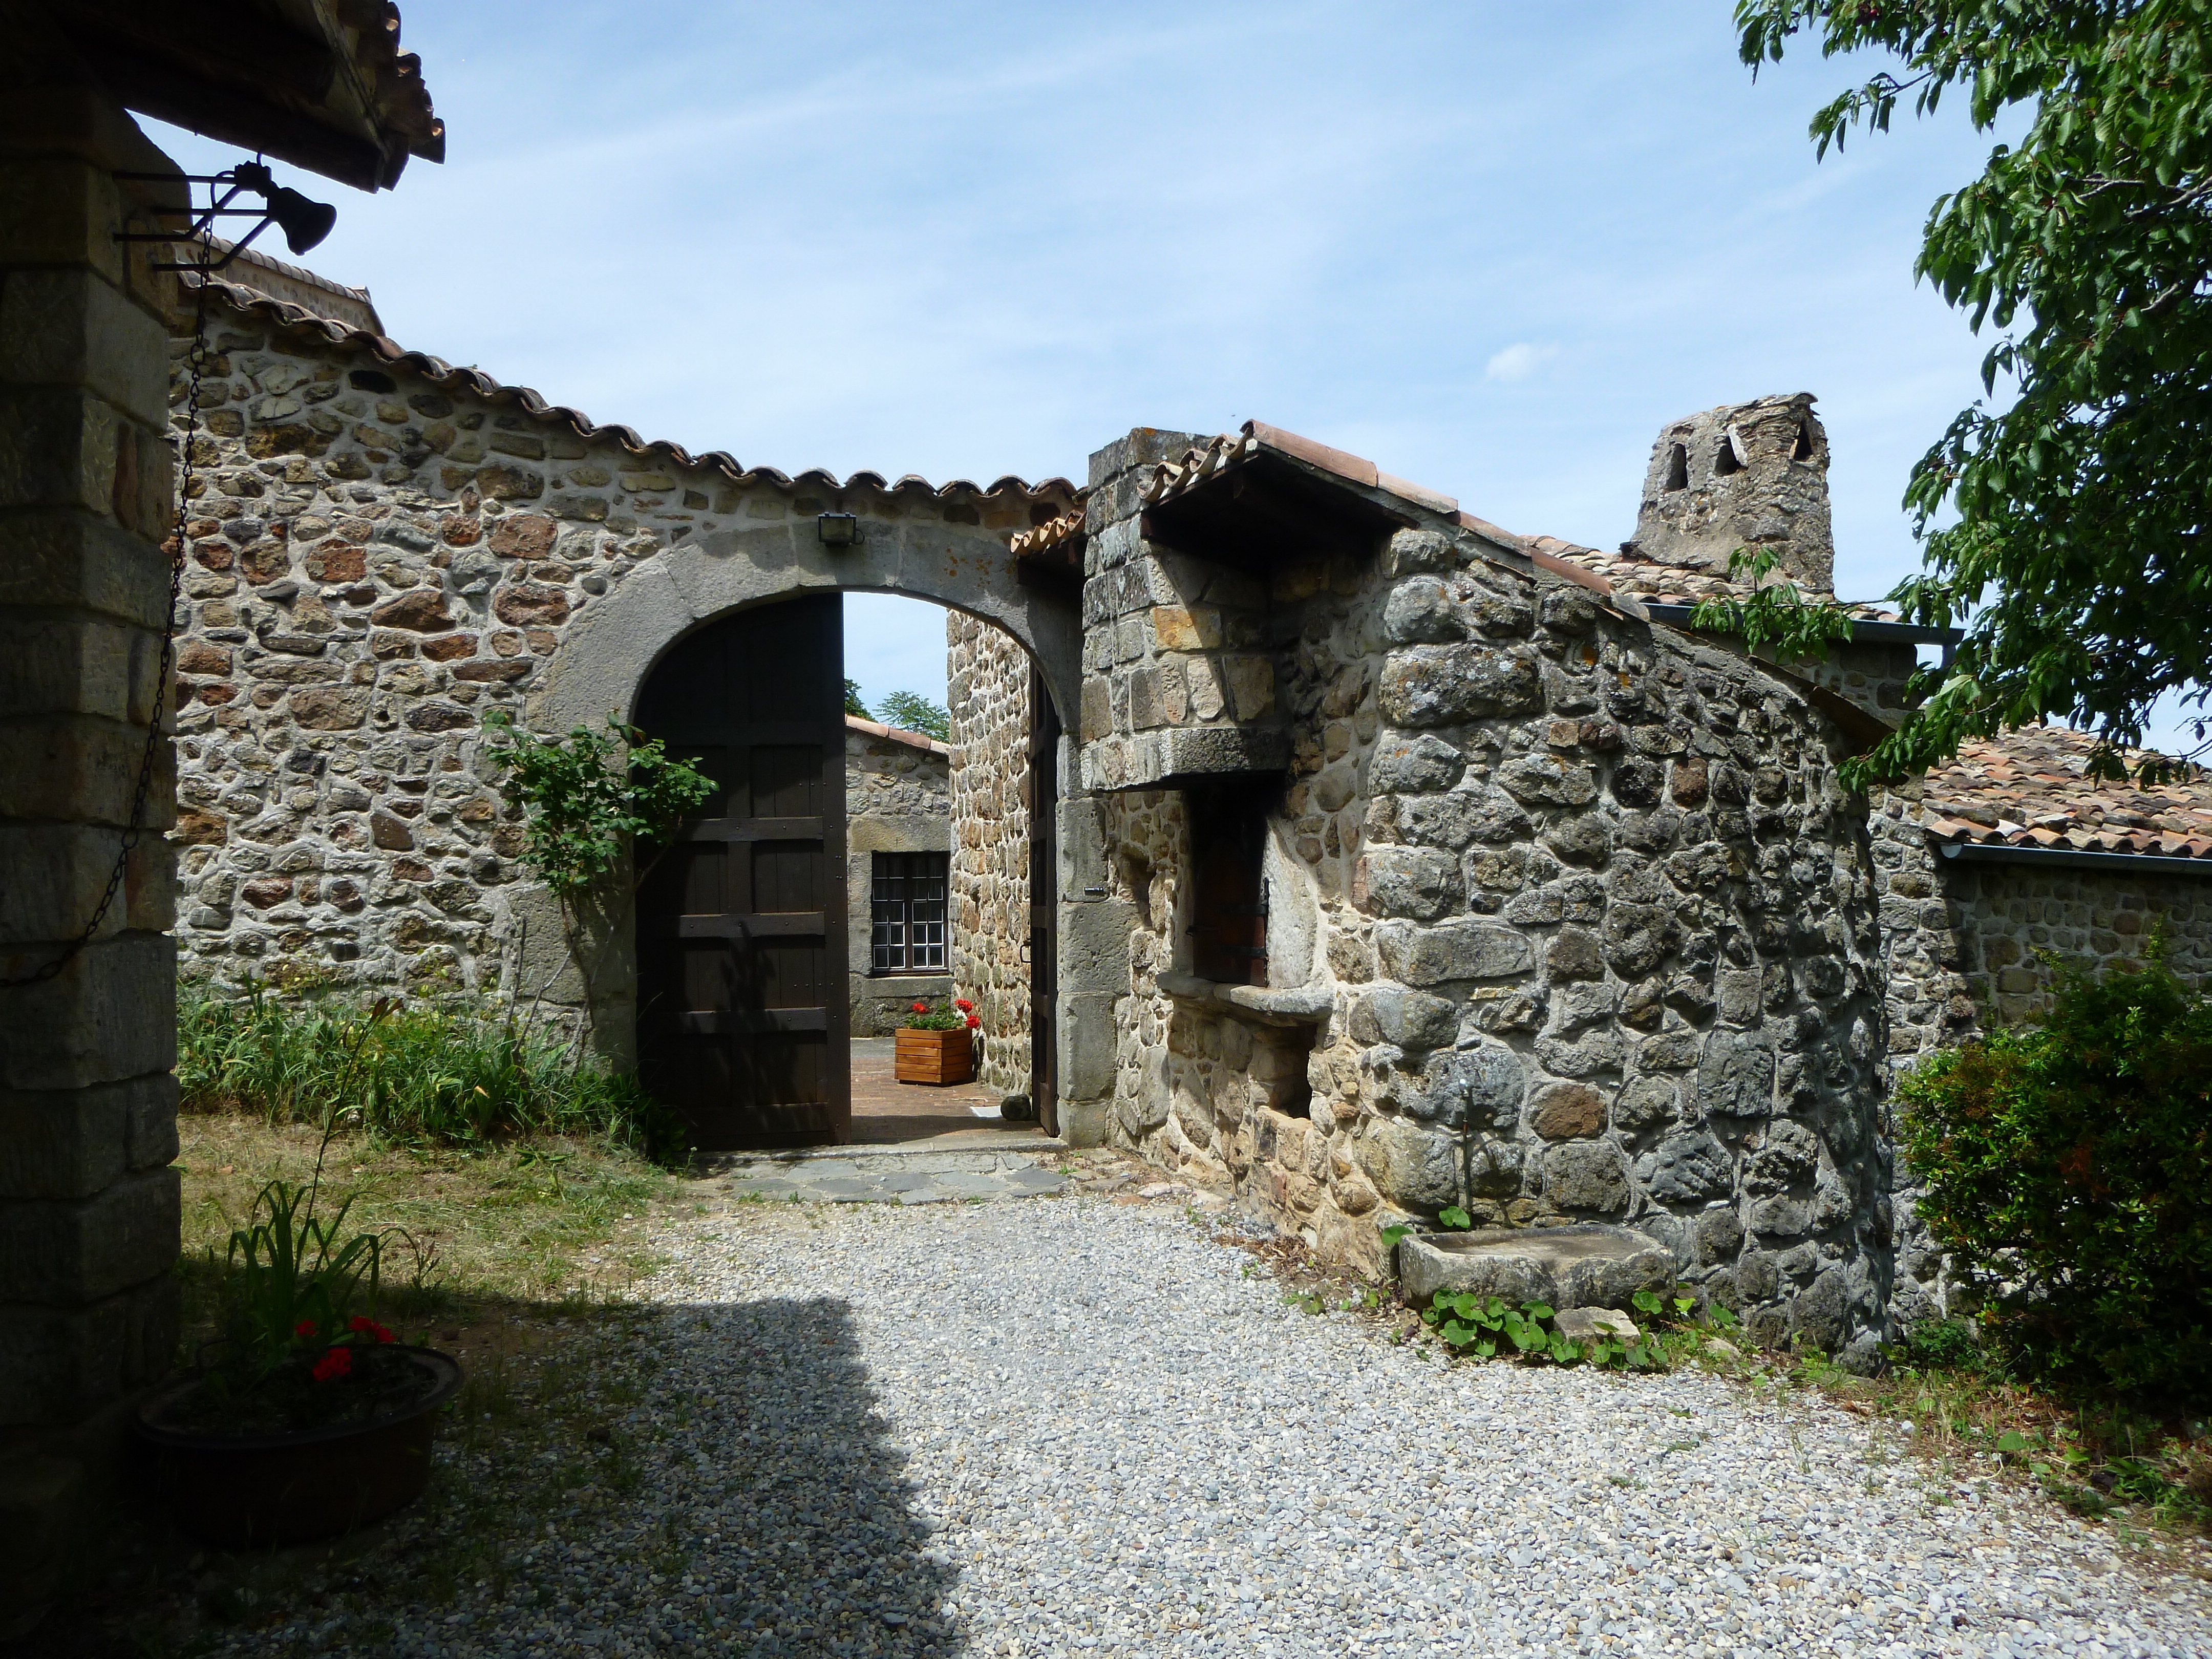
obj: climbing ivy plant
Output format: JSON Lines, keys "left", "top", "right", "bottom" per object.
{"left": 481, "top": 711, "right": 715, "bottom": 901}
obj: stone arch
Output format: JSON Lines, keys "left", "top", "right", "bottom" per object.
{"left": 529, "top": 518, "right": 1081, "bottom": 740}
{"left": 515, "top": 516, "right": 1092, "bottom": 1121}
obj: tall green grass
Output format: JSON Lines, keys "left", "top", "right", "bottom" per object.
{"left": 178, "top": 977, "right": 687, "bottom": 1164}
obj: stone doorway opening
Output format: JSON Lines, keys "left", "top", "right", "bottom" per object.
{"left": 632, "top": 592, "right": 1062, "bottom": 1154}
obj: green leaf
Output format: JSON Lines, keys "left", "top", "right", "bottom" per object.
{"left": 1524, "top": 1302, "right": 1555, "bottom": 1322}
{"left": 1378, "top": 1224, "right": 1412, "bottom": 1250}
{"left": 1437, "top": 1206, "right": 1473, "bottom": 1231}
{"left": 1632, "top": 1288, "right": 1664, "bottom": 1316}
{"left": 1995, "top": 1430, "right": 2030, "bottom": 1455}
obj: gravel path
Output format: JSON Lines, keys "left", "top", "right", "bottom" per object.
{"left": 225, "top": 1192, "right": 2211, "bottom": 1659}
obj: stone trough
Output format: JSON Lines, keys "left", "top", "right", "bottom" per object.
{"left": 1396, "top": 1224, "right": 1674, "bottom": 1310}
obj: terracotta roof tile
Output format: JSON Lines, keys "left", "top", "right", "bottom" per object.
{"left": 1526, "top": 538, "right": 1896, "bottom": 620}
{"left": 1010, "top": 512, "right": 1084, "bottom": 560}
{"left": 846, "top": 714, "right": 948, "bottom": 757}
{"left": 192, "top": 274, "right": 1079, "bottom": 506}
{"left": 1139, "top": 421, "right": 1462, "bottom": 519}
{"left": 1920, "top": 725, "right": 2212, "bottom": 860}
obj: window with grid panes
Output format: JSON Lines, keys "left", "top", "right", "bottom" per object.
{"left": 870, "top": 852, "right": 948, "bottom": 971}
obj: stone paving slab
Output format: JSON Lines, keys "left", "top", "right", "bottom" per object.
{"left": 719, "top": 1145, "right": 1072, "bottom": 1206}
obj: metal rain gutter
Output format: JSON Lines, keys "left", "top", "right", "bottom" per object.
{"left": 1936, "top": 841, "right": 2212, "bottom": 879}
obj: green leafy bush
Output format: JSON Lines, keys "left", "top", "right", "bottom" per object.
{"left": 180, "top": 978, "right": 687, "bottom": 1164}
{"left": 1897, "top": 948, "right": 2212, "bottom": 1401}
{"left": 480, "top": 711, "right": 713, "bottom": 902}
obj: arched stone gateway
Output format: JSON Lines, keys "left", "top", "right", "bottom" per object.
{"left": 164, "top": 272, "right": 1095, "bottom": 1142}
{"left": 517, "top": 511, "right": 1091, "bottom": 1107}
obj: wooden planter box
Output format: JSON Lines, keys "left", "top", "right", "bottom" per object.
{"left": 896, "top": 1028, "right": 973, "bottom": 1085}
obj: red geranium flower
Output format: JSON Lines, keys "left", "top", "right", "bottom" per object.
{"left": 310, "top": 1346, "right": 353, "bottom": 1384}
{"left": 350, "top": 1315, "right": 395, "bottom": 1344}
{"left": 965, "top": 1014, "right": 981, "bottom": 1029}
{"left": 954, "top": 998, "right": 973, "bottom": 1012}
{"left": 911, "top": 1001, "right": 929, "bottom": 1014}
{"left": 294, "top": 1319, "right": 317, "bottom": 1339}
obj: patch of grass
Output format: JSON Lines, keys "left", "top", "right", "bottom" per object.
{"left": 1784, "top": 1321, "right": 2212, "bottom": 1540}
{"left": 175, "top": 1111, "right": 677, "bottom": 1346}
{"left": 179, "top": 974, "right": 686, "bottom": 1161}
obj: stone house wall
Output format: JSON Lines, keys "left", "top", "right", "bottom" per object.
{"left": 163, "top": 280, "right": 1073, "bottom": 1029}
{"left": 843, "top": 717, "right": 951, "bottom": 1038}
{"left": 1079, "top": 429, "right": 1896, "bottom": 1364}
{"left": 946, "top": 613, "right": 1032, "bottom": 1098}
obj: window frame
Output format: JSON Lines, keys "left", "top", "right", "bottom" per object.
{"left": 869, "top": 849, "right": 949, "bottom": 974}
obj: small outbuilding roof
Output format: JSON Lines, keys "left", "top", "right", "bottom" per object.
{"left": 1921, "top": 725, "right": 2212, "bottom": 862}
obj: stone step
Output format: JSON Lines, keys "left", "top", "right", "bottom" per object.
{"left": 710, "top": 1142, "right": 1072, "bottom": 1206}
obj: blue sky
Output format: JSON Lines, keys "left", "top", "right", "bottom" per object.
{"left": 152, "top": 3, "right": 2182, "bottom": 739}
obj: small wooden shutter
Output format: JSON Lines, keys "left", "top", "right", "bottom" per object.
{"left": 1187, "top": 781, "right": 1270, "bottom": 987}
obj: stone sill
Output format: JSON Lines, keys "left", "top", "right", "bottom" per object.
{"left": 1155, "top": 969, "right": 1331, "bottom": 1028}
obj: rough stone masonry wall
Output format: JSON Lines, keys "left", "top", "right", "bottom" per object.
{"left": 947, "top": 613, "right": 1032, "bottom": 1097}
{"left": 1095, "top": 487, "right": 1896, "bottom": 1359}
{"left": 1870, "top": 787, "right": 2212, "bottom": 1323}
{"left": 0, "top": 65, "right": 187, "bottom": 1628}
{"left": 162, "top": 287, "right": 1064, "bottom": 1016}
{"left": 845, "top": 722, "right": 952, "bottom": 1038}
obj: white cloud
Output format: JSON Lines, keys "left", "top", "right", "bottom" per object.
{"left": 1484, "top": 343, "right": 1558, "bottom": 384}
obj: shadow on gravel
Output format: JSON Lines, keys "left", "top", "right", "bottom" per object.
{"left": 11, "top": 1294, "right": 964, "bottom": 1659}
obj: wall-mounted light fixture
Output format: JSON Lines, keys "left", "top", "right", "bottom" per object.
{"left": 817, "top": 513, "right": 862, "bottom": 548}
{"left": 114, "top": 159, "right": 337, "bottom": 271}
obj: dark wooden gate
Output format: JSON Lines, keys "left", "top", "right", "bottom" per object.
{"left": 633, "top": 597, "right": 849, "bottom": 1149}
{"left": 1026, "top": 663, "right": 1061, "bottom": 1137}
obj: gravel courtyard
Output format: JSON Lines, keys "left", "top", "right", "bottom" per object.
{"left": 226, "top": 1188, "right": 2210, "bottom": 1659}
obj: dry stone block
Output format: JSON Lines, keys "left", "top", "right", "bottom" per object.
{"left": 371, "top": 589, "right": 453, "bottom": 631}
{"left": 1357, "top": 1115, "right": 1458, "bottom": 1210}
{"left": 1376, "top": 920, "right": 1532, "bottom": 985}
{"left": 1544, "top": 1140, "right": 1631, "bottom": 1214}
{"left": 1528, "top": 1082, "right": 1606, "bottom": 1140}
{"left": 1377, "top": 645, "right": 1539, "bottom": 726}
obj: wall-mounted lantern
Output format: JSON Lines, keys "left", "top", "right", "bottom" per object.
{"left": 114, "top": 159, "right": 337, "bottom": 271}
{"left": 817, "top": 513, "right": 862, "bottom": 548}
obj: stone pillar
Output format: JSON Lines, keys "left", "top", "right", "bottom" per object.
{"left": 0, "top": 24, "right": 185, "bottom": 1633}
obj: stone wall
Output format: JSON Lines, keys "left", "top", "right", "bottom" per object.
{"left": 1084, "top": 429, "right": 1896, "bottom": 1364}
{"left": 947, "top": 613, "right": 1032, "bottom": 1097}
{"left": 163, "top": 280, "right": 1074, "bottom": 1040}
{"left": 844, "top": 717, "right": 951, "bottom": 1038}
{"left": 1870, "top": 786, "right": 2212, "bottom": 1323}
{"left": 0, "top": 63, "right": 190, "bottom": 1627}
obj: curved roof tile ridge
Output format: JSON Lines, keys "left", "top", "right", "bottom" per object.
{"left": 191, "top": 273, "right": 1078, "bottom": 502}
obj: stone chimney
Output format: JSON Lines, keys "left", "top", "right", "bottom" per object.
{"left": 1622, "top": 393, "right": 1833, "bottom": 593}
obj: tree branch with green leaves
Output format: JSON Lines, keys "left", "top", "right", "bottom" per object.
{"left": 1736, "top": 0, "right": 2212, "bottom": 785}
{"left": 481, "top": 711, "right": 714, "bottom": 903}
{"left": 1689, "top": 545, "right": 1859, "bottom": 661}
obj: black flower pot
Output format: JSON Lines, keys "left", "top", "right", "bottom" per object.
{"left": 134, "top": 1345, "right": 463, "bottom": 1548}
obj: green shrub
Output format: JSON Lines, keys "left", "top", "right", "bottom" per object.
{"left": 1897, "top": 946, "right": 2212, "bottom": 1402}
{"left": 1897, "top": 1316, "right": 1984, "bottom": 1373}
{"left": 179, "top": 977, "right": 687, "bottom": 1164}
